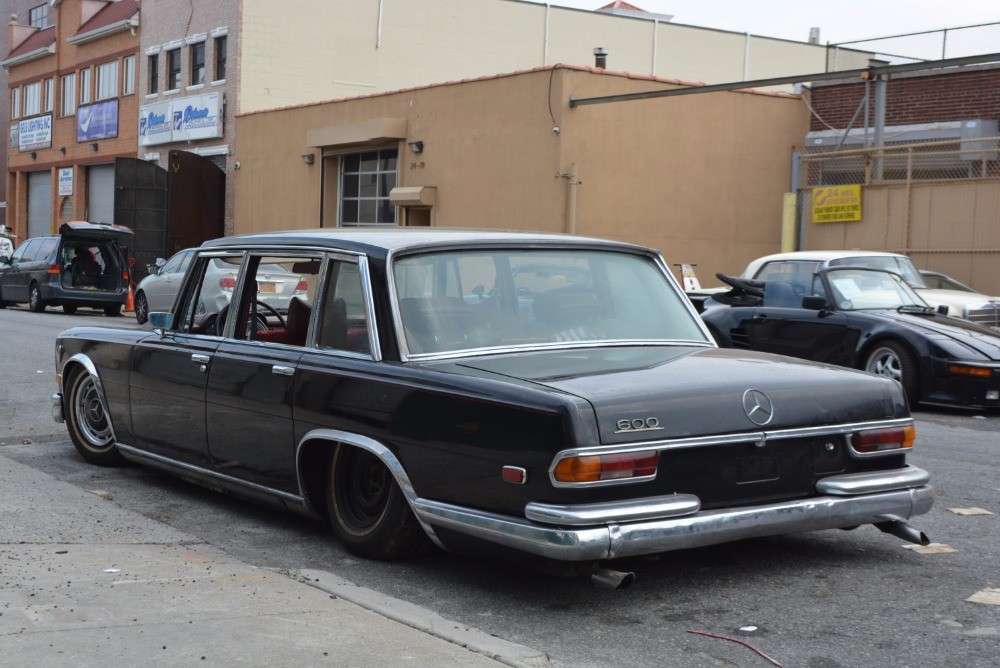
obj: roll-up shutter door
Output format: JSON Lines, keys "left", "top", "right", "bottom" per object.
{"left": 87, "top": 164, "right": 116, "bottom": 224}
{"left": 27, "top": 170, "right": 52, "bottom": 238}
{"left": 206, "top": 154, "right": 226, "bottom": 172}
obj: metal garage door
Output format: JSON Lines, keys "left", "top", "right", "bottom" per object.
{"left": 27, "top": 170, "right": 52, "bottom": 238}
{"left": 87, "top": 164, "right": 115, "bottom": 224}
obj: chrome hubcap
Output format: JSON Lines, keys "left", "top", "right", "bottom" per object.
{"left": 74, "top": 377, "right": 113, "bottom": 448}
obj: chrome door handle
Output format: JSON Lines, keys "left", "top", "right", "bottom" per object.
{"left": 191, "top": 354, "right": 211, "bottom": 363}
{"left": 272, "top": 365, "right": 295, "bottom": 377}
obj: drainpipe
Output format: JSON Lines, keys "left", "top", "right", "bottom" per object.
{"left": 543, "top": 2, "right": 550, "bottom": 63}
{"left": 743, "top": 32, "right": 750, "bottom": 80}
{"left": 558, "top": 163, "right": 580, "bottom": 235}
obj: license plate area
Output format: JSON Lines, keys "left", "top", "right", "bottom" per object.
{"left": 258, "top": 282, "right": 277, "bottom": 293}
{"left": 735, "top": 455, "right": 780, "bottom": 484}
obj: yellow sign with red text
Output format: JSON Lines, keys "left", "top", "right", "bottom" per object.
{"left": 812, "top": 185, "right": 862, "bottom": 223}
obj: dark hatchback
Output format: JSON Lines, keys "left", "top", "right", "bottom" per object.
{"left": 0, "top": 221, "right": 133, "bottom": 316}
{"left": 701, "top": 268, "right": 1000, "bottom": 409}
{"left": 53, "top": 229, "right": 932, "bottom": 584}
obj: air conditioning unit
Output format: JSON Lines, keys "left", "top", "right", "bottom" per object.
{"left": 804, "top": 120, "right": 998, "bottom": 182}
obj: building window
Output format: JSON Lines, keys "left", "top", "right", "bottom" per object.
{"left": 96, "top": 61, "right": 118, "bottom": 100}
{"left": 190, "top": 42, "right": 205, "bottom": 85}
{"left": 28, "top": 4, "right": 48, "bottom": 28}
{"left": 44, "top": 78, "right": 54, "bottom": 112}
{"left": 11, "top": 87, "right": 20, "bottom": 119}
{"left": 79, "top": 67, "right": 92, "bottom": 104}
{"left": 60, "top": 73, "right": 75, "bottom": 116}
{"left": 148, "top": 54, "right": 159, "bottom": 94}
{"left": 23, "top": 81, "right": 41, "bottom": 116}
{"left": 215, "top": 35, "right": 227, "bottom": 81}
{"left": 167, "top": 49, "right": 181, "bottom": 90}
{"left": 340, "top": 149, "right": 398, "bottom": 226}
{"left": 123, "top": 56, "right": 135, "bottom": 95}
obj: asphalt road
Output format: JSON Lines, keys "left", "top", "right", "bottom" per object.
{"left": 2, "top": 304, "right": 998, "bottom": 667}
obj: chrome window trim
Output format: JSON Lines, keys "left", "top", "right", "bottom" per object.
{"left": 384, "top": 244, "right": 713, "bottom": 362}
{"left": 548, "top": 417, "right": 915, "bottom": 488}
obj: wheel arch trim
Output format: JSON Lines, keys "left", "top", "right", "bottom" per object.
{"left": 295, "top": 428, "right": 444, "bottom": 548}
{"left": 62, "top": 353, "right": 118, "bottom": 443}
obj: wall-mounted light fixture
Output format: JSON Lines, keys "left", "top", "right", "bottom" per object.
{"left": 91, "top": 143, "right": 99, "bottom": 151}
{"left": 301, "top": 153, "right": 315, "bottom": 165}
{"left": 593, "top": 47, "right": 608, "bottom": 69}
{"left": 59, "top": 146, "right": 66, "bottom": 154}
{"left": 30, "top": 151, "right": 37, "bottom": 159}
{"left": 407, "top": 140, "right": 424, "bottom": 154}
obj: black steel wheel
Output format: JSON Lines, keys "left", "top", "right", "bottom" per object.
{"left": 864, "top": 341, "right": 919, "bottom": 406}
{"left": 28, "top": 283, "right": 45, "bottom": 312}
{"left": 326, "top": 445, "right": 428, "bottom": 560}
{"left": 104, "top": 304, "right": 121, "bottom": 317}
{"left": 134, "top": 291, "right": 149, "bottom": 324}
{"left": 63, "top": 304, "right": 78, "bottom": 315}
{"left": 65, "top": 369, "right": 125, "bottom": 466}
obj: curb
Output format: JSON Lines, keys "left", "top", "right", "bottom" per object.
{"left": 295, "top": 569, "right": 552, "bottom": 668}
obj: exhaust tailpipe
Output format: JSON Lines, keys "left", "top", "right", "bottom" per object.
{"left": 591, "top": 566, "right": 636, "bottom": 590}
{"left": 875, "top": 520, "right": 930, "bottom": 546}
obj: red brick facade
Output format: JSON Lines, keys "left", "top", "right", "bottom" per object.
{"left": 808, "top": 67, "right": 1000, "bottom": 131}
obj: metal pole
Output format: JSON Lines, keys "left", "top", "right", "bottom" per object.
{"left": 873, "top": 75, "right": 887, "bottom": 180}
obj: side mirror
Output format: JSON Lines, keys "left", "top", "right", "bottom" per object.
{"left": 148, "top": 311, "right": 173, "bottom": 337}
{"left": 936, "top": 304, "right": 949, "bottom": 316}
{"left": 802, "top": 295, "right": 828, "bottom": 311}
{"left": 147, "top": 265, "right": 161, "bottom": 276}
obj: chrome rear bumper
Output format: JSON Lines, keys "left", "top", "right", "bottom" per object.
{"left": 52, "top": 393, "right": 65, "bottom": 423}
{"left": 412, "top": 466, "right": 933, "bottom": 561}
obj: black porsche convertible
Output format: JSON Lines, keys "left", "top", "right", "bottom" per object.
{"left": 701, "top": 266, "right": 1000, "bottom": 409}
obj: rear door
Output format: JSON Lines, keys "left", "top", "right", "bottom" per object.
{"left": 1, "top": 239, "right": 41, "bottom": 301}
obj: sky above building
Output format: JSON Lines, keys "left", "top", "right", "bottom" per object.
{"left": 531, "top": 0, "right": 998, "bottom": 45}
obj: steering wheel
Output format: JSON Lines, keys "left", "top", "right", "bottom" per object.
{"left": 214, "top": 300, "right": 286, "bottom": 336}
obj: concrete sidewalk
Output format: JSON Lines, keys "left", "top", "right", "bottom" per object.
{"left": 0, "top": 453, "right": 549, "bottom": 667}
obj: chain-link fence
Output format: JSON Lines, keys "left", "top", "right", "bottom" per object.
{"left": 796, "top": 137, "right": 1000, "bottom": 296}
{"left": 826, "top": 22, "right": 1000, "bottom": 71}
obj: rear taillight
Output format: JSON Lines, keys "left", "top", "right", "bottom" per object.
{"left": 219, "top": 276, "right": 236, "bottom": 291}
{"left": 294, "top": 279, "right": 308, "bottom": 294}
{"left": 554, "top": 450, "right": 658, "bottom": 484}
{"left": 48, "top": 264, "right": 61, "bottom": 275}
{"left": 851, "top": 425, "right": 915, "bottom": 453}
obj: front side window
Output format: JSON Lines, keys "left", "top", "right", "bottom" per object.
{"left": 229, "top": 255, "right": 320, "bottom": 345}
{"left": 148, "top": 54, "right": 159, "bottom": 94}
{"left": 214, "top": 36, "right": 227, "bottom": 81}
{"left": 160, "top": 249, "right": 192, "bottom": 275}
{"left": 96, "top": 61, "right": 118, "bottom": 100}
{"left": 167, "top": 49, "right": 181, "bottom": 90}
{"left": 339, "top": 149, "right": 397, "bottom": 227}
{"left": 10, "top": 87, "right": 20, "bottom": 119}
{"left": 44, "top": 78, "right": 54, "bottom": 112}
{"left": 79, "top": 68, "right": 92, "bottom": 104}
{"left": 60, "top": 74, "right": 76, "bottom": 116}
{"left": 175, "top": 255, "right": 244, "bottom": 334}
{"left": 123, "top": 56, "right": 136, "bottom": 95}
{"left": 190, "top": 42, "right": 205, "bottom": 85}
{"left": 393, "top": 249, "right": 707, "bottom": 356}
{"left": 23, "top": 82, "right": 41, "bottom": 116}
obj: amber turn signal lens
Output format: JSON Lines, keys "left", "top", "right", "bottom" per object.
{"left": 851, "top": 425, "right": 915, "bottom": 453}
{"left": 947, "top": 364, "right": 991, "bottom": 378}
{"left": 554, "top": 451, "right": 658, "bottom": 483}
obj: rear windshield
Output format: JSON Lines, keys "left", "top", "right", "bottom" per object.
{"left": 393, "top": 249, "right": 708, "bottom": 355}
{"left": 828, "top": 255, "right": 926, "bottom": 288}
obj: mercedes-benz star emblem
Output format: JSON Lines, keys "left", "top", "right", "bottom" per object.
{"left": 742, "top": 389, "right": 774, "bottom": 426}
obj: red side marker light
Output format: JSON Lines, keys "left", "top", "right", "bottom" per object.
{"left": 501, "top": 466, "right": 527, "bottom": 484}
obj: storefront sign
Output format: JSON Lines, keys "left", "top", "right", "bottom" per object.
{"left": 18, "top": 114, "right": 52, "bottom": 151}
{"left": 58, "top": 167, "right": 74, "bottom": 196}
{"left": 139, "top": 100, "right": 173, "bottom": 146}
{"left": 77, "top": 100, "right": 119, "bottom": 142}
{"left": 812, "top": 185, "right": 862, "bottom": 223}
{"left": 140, "top": 93, "right": 221, "bottom": 146}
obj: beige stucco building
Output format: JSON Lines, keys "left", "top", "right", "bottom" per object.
{"left": 235, "top": 65, "right": 808, "bottom": 282}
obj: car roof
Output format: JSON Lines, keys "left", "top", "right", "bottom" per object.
{"left": 744, "top": 250, "right": 907, "bottom": 277}
{"left": 201, "top": 228, "right": 650, "bottom": 258}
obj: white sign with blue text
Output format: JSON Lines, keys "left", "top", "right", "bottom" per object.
{"left": 139, "top": 93, "right": 221, "bottom": 146}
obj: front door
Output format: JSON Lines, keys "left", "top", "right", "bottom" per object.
{"left": 129, "top": 252, "right": 244, "bottom": 466}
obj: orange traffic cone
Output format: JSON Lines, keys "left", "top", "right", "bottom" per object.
{"left": 124, "top": 284, "right": 135, "bottom": 313}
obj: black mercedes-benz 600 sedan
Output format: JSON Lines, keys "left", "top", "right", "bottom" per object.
{"left": 53, "top": 229, "right": 932, "bottom": 584}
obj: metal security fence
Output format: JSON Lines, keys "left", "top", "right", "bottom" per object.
{"left": 796, "top": 137, "right": 1000, "bottom": 296}
{"left": 827, "top": 22, "right": 1000, "bottom": 71}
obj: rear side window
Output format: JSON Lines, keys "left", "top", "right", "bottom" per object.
{"left": 35, "top": 238, "right": 58, "bottom": 262}
{"left": 754, "top": 261, "right": 820, "bottom": 285}
{"left": 13, "top": 239, "right": 40, "bottom": 260}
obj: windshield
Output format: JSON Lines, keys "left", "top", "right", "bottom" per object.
{"left": 392, "top": 249, "right": 708, "bottom": 355}
{"left": 825, "top": 268, "right": 928, "bottom": 311}
{"left": 828, "top": 255, "right": 927, "bottom": 288}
